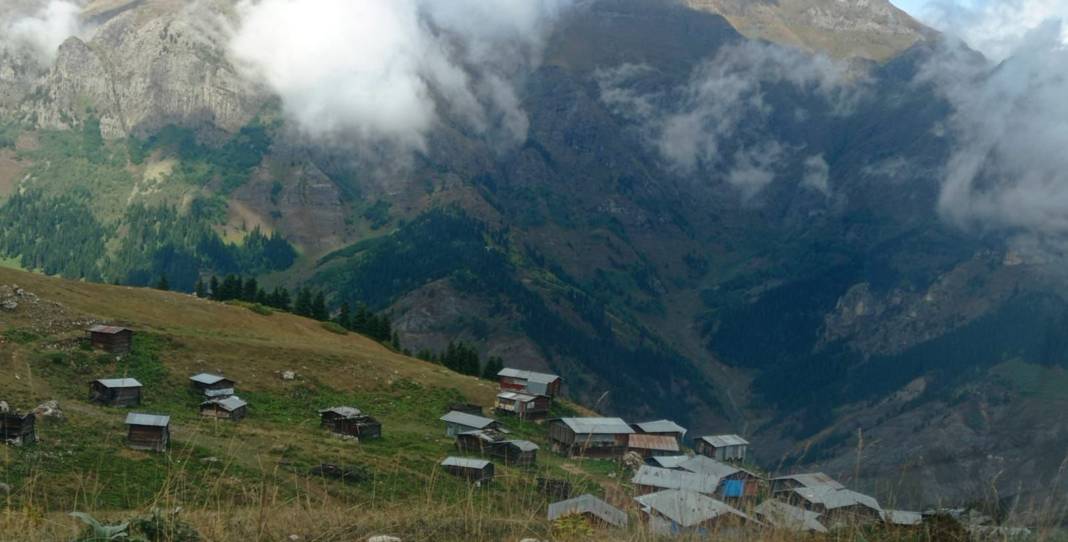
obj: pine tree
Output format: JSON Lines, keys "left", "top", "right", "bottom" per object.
{"left": 242, "top": 277, "right": 259, "bottom": 302}
{"left": 311, "top": 291, "right": 328, "bottom": 321}
{"left": 390, "top": 331, "right": 401, "bottom": 350}
{"left": 481, "top": 356, "right": 504, "bottom": 380}
{"left": 352, "top": 304, "right": 370, "bottom": 334}
{"left": 156, "top": 274, "right": 170, "bottom": 291}
{"left": 209, "top": 275, "right": 220, "bottom": 300}
{"left": 194, "top": 278, "right": 207, "bottom": 298}
{"left": 294, "top": 288, "right": 312, "bottom": 317}
{"left": 337, "top": 302, "right": 352, "bottom": 330}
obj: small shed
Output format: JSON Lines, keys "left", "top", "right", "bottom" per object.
{"left": 87, "top": 325, "right": 134, "bottom": 354}
{"left": 189, "top": 373, "right": 236, "bottom": 396}
{"left": 497, "top": 367, "right": 562, "bottom": 397}
{"left": 785, "top": 486, "right": 885, "bottom": 526}
{"left": 547, "top": 417, "right": 634, "bottom": 458}
{"left": 0, "top": 411, "right": 36, "bottom": 446}
{"left": 440, "top": 457, "right": 494, "bottom": 484}
{"left": 627, "top": 433, "right": 681, "bottom": 459}
{"left": 632, "top": 419, "right": 688, "bottom": 444}
{"left": 495, "top": 391, "right": 551, "bottom": 419}
{"left": 548, "top": 494, "right": 629, "bottom": 529}
{"left": 125, "top": 413, "right": 170, "bottom": 453}
{"left": 694, "top": 434, "right": 749, "bottom": 462}
{"left": 200, "top": 396, "right": 248, "bottom": 421}
{"left": 319, "top": 407, "right": 382, "bottom": 439}
{"left": 89, "top": 378, "right": 143, "bottom": 407}
{"left": 440, "top": 410, "right": 499, "bottom": 437}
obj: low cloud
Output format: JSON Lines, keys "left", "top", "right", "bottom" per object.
{"left": 919, "top": 14, "right": 1068, "bottom": 247}
{"left": 229, "top": 0, "right": 575, "bottom": 158}
{"left": 919, "top": 0, "right": 1068, "bottom": 62}
{"left": 0, "top": 0, "right": 86, "bottom": 65}
{"left": 597, "top": 42, "right": 864, "bottom": 200}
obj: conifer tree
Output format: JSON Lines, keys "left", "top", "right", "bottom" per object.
{"left": 337, "top": 302, "right": 352, "bottom": 330}
{"left": 209, "top": 275, "right": 220, "bottom": 300}
{"left": 194, "top": 278, "right": 207, "bottom": 298}
{"left": 311, "top": 291, "right": 328, "bottom": 321}
{"left": 156, "top": 274, "right": 170, "bottom": 291}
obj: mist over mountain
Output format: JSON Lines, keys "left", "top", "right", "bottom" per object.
{"left": 2, "top": 0, "right": 1068, "bottom": 511}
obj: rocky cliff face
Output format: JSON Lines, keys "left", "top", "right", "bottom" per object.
{"left": 682, "top": 0, "right": 931, "bottom": 60}
{"left": 5, "top": 0, "right": 262, "bottom": 138}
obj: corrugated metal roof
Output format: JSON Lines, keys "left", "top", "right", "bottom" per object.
{"left": 648, "top": 455, "right": 691, "bottom": 469}
{"left": 631, "top": 466, "right": 721, "bottom": 494}
{"left": 548, "top": 494, "right": 628, "bottom": 527}
{"left": 507, "top": 439, "right": 539, "bottom": 452}
{"left": 125, "top": 413, "right": 170, "bottom": 427}
{"left": 203, "top": 396, "right": 247, "bottom": 411}
{"left": 88, "top": 325, "right": 130, "bottom": 334}
{"left": 557, "top": 417, "right": 634, "bottom": 435}
{"left": 189, "top": 373, "right": 230, "bottom": 385}
{"left": 635, "top": 419, "right": 687, "bottom": 436}
{"left": 792, "top": 487, "right": 883, "bottom": 515}
{"left": 496, "top": 391, "right": 538, "bottom": 402}
{"left": 95, "top": 378, "right": 142, "bottom": 389}
{"left": 441, "top": 457, "right": 491, "bottom": 469}
{"left": 497, "top": 367, "right": 560, "bottom": 383}
{"left": 628, "top": 434, "right": 681, "bottom": 452}
{"left": 885, "top": 510, "right": 923, "bottom": 526}
{"left": 699, "top": 434, "right": 749, "bottom": 447}
{"left": 772, "top": 472, "right": 844, "bottom": 490}
{"left": 755, "top": 500, "right": 828, "bottom": 533}
{"left": 440, "top": 411, "right": 497, "bottom": 429}
{"left": 203, "top": 388, "right": 234, "bottom": 398}
{"left": 319, "top": 406, "right": 363, "bottom": 418}
{"left": 635, "top": 489, "right": 751, "bottom": 527}
{"left": 677, "top": 455, "right": 742, "bottom": 479}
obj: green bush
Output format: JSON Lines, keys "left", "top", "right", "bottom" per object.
{"left": 321, "top": 321, "right": 348, "bottom": 335}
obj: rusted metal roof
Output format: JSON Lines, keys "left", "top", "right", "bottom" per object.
{"left": 628, "top": 433, "right": 681, "bottom": 452}
{"left": 88, "top": 325, "right": 130, "bottom": 335}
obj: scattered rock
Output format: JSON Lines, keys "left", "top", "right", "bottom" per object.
{"left": 287, "top": 535, "right": 301, "bottom": 542}
{"left": 622, "top": 451, "right": 644, "bottom": 470}
{"left": 1, "top": 300, "right": 16, "bottom": 311}
{"left": 33, "top": 400, "right": 64, "bottom": 421}
{"left": 0, "top": 483, "right": 11, "bottom": 495}
{"left": 282, "top": 370, "right": 296, "bottom": 381}
{"left": 0, "top": 401, "right": 8, "bottom": 413}
{"left": 367, "top": 536, "right": 401, "bottom": 542}
{"left": 519, "top": 539, "right": 544, "bottom": 542}
{"left": 199, "top": 457, "right": 220, "bottom": 464}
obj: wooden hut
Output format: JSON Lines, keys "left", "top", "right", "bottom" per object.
{"left": 632, "top": 419, "right": 688, "bottom": 445}
{"left": 494, "top": 391, "right": 551, "bottom": 419}
{"left": 0, "top": 411, "right": 36, "bottom": 446}
{"left": 694, "top": 434, "right": 749, "bottom": 462}
{"left": 635, "top": 489, "right": 754, "bottom": 535}
{"left": 125, "top": 413, "right": 170, "bottom": 452}
{"left": 87, "top": 325, "right": 133, "bottom": 354}
{"left": 319, "top": 407, "right": 382, "bottom": 439}
{"left": 200, "top": 396, "right": 248, "bottom": 421}
{"left": 89, "top": 378, "right": 143, "bottom": 407}
{"left": 548, "top": 494, "right": 629, "bottom": 529}
{"left": 456, "top": 430, "right": 538, "bottom": 467}
{"left": 189, "top": 373, "right": 235, "bottom": 397}
{"left": 497, "top": 368, "right": 561, "bottom": 397}
{"left": 627, "top": 433, "right": 681, "bottom": 459}
{"left": 440, "top": 410, "right": 499, "bottom": 437}
{"left": 440, "top": 457, "right": 494, "bottom": 484}
{"left": 547, "top": 417, "right": 634, "bottom": 459}
{"left": 447, "top": 403, "right": 484, "bottom": 416}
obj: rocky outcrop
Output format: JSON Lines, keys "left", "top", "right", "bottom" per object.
{"left": 13, "top": 0, "right": 265, "bottom": 138}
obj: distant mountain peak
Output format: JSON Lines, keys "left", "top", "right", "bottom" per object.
{"left": 681, "top": 0, "right": 932, "bottom": 61}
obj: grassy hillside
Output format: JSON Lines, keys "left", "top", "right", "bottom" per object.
{"left": 0, "top": 267, "right": 631, "bottom": 541}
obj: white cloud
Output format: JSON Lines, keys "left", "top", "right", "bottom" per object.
{"left": 802, "top": 154, "right": 832, "bottom": 196}
{"left": 918, "top": 0, "right": 1068, "bottom": 61}
{"left": 229, "top": 0, "right": 575, "bottom": 156}
{"left": 921, "top": 19, "right": 1068, "bottom": 242}
{"left": 598, "top": 42, "right": 863, "bottom": 200}
{"left": 0, "top": 0, "right": 86, "bottom": 65}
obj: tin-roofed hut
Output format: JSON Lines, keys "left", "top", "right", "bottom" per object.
{"left": 87, "top": 325, "right": 133, "bottom": 354}
{"left": 189, "top": 373, "right": 235, "bottom": 397}
{"left": 125, "top": 413, "right": 170, "bottom": 452}
{"left": 695, "top": 434, "right": 749, "bottom": 462}
{"left": 548, "top": 494, "right": 628, "bottom": 529}
{"left": 89, "top": 378, "right": 142, "bottom": 407}
{"left": 440, "top": 457, "right": 494, "bottom": 484}
{"left": 200, "top": 396, "right": 248, "bottom": 421}
{"left": 319, "top": 407, "right": 382, "bottom": 439}
{"left": 548, "top": 417, "right": 634, "bottom": 458}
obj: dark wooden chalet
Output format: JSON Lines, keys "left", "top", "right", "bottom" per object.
{"left": 89, "top": 378, "right": 143, "bottom": 407}
{"left": 547, "top": 417, "right": 634, "bottom": 459}
{"left": 0, "top": 411, "right": 36, "bottom": 446}
{"left": 694, "top": 434, "right": 749, "bottom": 462}
{"left": 189, "top": 373, "right": 236, "bottom": 397}
{"left": 87, "top": 325, "right": 134, "bottom": 354}
{"left": 632, "top": 419, "right": 688, "bottom": 445}
{"left": 440, "top": 457, "right": 494, "bottom": 484}
{"left": 200, "top": 396, "right": 248, "bottom": 422}
{"left": 497, "top": 367, "right": 561, "bottom": 397}
{"left": 455, "top": 429, "right": 538, "bottom": 467}
{"left": 319, "top": 407, "right": 382, "bottom": 439}
{"left": 125, "top": 413, "right": 170, "bottom": 452}
{"left": 494, "top": 391, "right": 551, "bottom": 419}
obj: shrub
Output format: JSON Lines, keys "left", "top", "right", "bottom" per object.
{"left": 321, "top": 322, "right": 348, "bottom": 335}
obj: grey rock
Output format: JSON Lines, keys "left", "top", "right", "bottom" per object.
{"left": 33, "top": 400, "right": 63, "bottom": 421}
{"left": 367, "top": 537, "right": 401, "bottom": 542}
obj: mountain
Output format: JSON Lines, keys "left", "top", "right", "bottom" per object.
{"left": 1, "top": 0, "right": 1065, "bottom": 512}
{"left": 681, "top": 0, "right": 932, "bottom": 60}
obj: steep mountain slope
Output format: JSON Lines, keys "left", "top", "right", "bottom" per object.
{"left": 681, "top": 0, "right": 932, "bottom": 60}
{"left": 0, "top": 0, "right": 1065, "bottom": 511}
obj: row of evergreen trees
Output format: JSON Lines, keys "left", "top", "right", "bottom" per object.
{"left": 415, "top": 341, "right": 503, "bottom": 381}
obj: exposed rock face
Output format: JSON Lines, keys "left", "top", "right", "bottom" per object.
{"left": 682, "top": 0, "right": 931, "bottom": 61}
{"left": 9, "top": 0, "right": 265, "bottom": 138}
